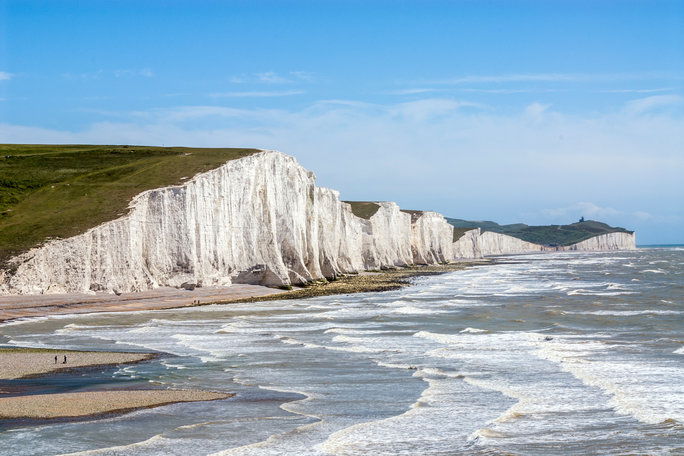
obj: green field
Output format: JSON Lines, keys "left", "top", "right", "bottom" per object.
{"left": 0, "top": 144, "right": 258, "bottom": 265}
{"left": 446, "top": 217, "right": 632, "bottom": 246}
{"left": 346, "top": 201, "right": 381, "bottom": 220}
{"left": 452, "top": 227, "right": 473, "bottom": 242}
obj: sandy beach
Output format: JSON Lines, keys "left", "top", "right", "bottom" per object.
{"left": 0, "top": 262, "right": 487, "bottom": 325}
{"left": 0, "top": 283, "right": 289, "bottom": 323}
{"left": 0, "top": 347, "right": 233, "bottom": 421}
{"left": 0, "top": 347, "right": 156, "bottom": 380}
{"left": 0, "top": 390, "right": 233, "bottom": 419}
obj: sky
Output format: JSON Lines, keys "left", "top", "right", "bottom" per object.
{"left": 1, "top": 0, "right": 683, "bottom": 244}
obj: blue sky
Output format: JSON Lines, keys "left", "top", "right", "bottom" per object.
{"left": 1, "top": 0, "right": 683, "bottom": 243}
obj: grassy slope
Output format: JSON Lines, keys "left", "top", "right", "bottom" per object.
{"left": 0, "top": 144, "right": 258, "bottom": 264}
{"left": 452, "top": 227, "right": 473, "bottom": 242}
{"left": 345, "top": 201, "right": 381, "bottom": 220}
{"left": 446, "top": 217, "right": 632, "bottom": 246}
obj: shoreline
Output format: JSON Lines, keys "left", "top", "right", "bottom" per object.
{"left": 0, "top": 347, "right": 233, "bottom": 423}
{"left": 0, "top": 347, "right": 159, "bottom": 380}
{"left": 0, "top": 261, "right": 490, "bottom": 423}
{"left": 0, "top": 389, "right": 234, "bottom": 421}
{"left": 0, "top": 260, "right": 492, "bottom": 325}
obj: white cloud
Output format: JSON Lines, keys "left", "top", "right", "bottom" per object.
{"left": 524, "top": 102, "right": 551, "bottom": 117}
{"left": 427, "top": 72, "right": 683, "bottom": 85}
{"left": 387, "top": 88, "right": 442, "bottom": 95}
{"left": 229, "top": 71, "right": 314, "bottom": 84}
{"left": 543, "top": 202, "right": 621, "bottom": 219}
{"left": 0, "top": 97, "right": 681, "bottom": 241}
{"left": 624, "top": 94, "right": 684, "bottom": 115}
{"left": 209, "top": 90, "right": 305, "bottom": 98}
{"left": 0, "top": 71, "right": 13, "bottom": 81}
{"left": 63, "top": 69, "right": 154, "bottom": 80}
{"left": 600, "top": 87, "right": 673, "bottom": 94}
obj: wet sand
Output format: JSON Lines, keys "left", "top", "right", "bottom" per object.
{"left": 0, "top": 390, "right": 233, "bottom": 419}
{"left": 0, "top": 347, "right": 156, "bottom": 380}
{"left": 0, "top": 283, "right": 290, "bottom": 323}
{"left": 0, "top": 262, "right": 489, "bottom": 325}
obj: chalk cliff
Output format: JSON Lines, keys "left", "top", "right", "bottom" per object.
{"left": 359, "top": 202, "right": 413, "bottom": 269}
{"left": 452, "top": 228, "right": 483, "bottom": 259}
{"left": 0, "top": 149, "right": 639, "bottom": 295}
{"left": 544, "top": 232, "right": 636, "bottom": 252}
{"left": 404, "top": 211, "right": 454, "bottom": 264}
{"left": 476, "top": 231, "right": 545, "bottom": 256}
{"left": 0, "top": 151, "right": 451, "bottom": 295}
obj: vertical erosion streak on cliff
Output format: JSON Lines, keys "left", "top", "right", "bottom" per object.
{"left": 408, "top": 212, "right": 454, "bottom": 265}
{"left": 1, "top": 151, "right": 458, "bottom": 295}
{"left": 476, "top": 231, "right": 546, "bottom": 256}
{"left": 555, "top": 232, "right": 637, "bottom": 251}
{"left": 452, "top": 228, "right": 483, "bottom": 260}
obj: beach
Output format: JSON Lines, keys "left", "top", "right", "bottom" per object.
{"left": 0, "top": 390, "right": 233, "bottom": 419}
{"left": 0, "top": 250, "right": 682, "bottom": 454}
{"left": 0, "top": 347, "right": 233, "bottom": 421}
{"left": 0, "top": 347, "right": 156, "bottom": 379}
{"left": 0, "top": 262, "right": 486, "bottom": 324}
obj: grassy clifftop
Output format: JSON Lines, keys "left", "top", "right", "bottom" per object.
{"left": 0, "top": 144, "right": 258, "bottom": 264}
{"left": 345, "top": 201, "right": 381, "bottom": 220}
{"left": 446, "top": 217, "right": 632, "bottom": 246}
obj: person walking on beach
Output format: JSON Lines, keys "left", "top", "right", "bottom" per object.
{"left": 54, "top": 355, "right": 58, "bottom": 364}
{"left": 63, "top": 355, "right": 67, "bottom": 364}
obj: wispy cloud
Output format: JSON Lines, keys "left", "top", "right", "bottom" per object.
{"left": 209, "top": 90, "right": 305, "bottom": 98}
{"left": 229, "top": 71, "right": 314, "bottom": 84}
{"left": 427, "top": 72, "right": 683, "bottom": 85}
{"left": 387, "top": 87, "right": 566, "bottom": 96}
{"left": 1, "top": 97, "right": 681, "bottom": 242}
{"left": 539, "top": 202, "right": 682, "bottom": 224}
{"left": 624, "top": 94, "right": 684, "bottom": 114}
{"left": 600, "top": 87, "right": 674, "bottom": 94}
{"left": 0, "top": 71, "right": 13, "bottom": 81}
{"left": 386, "top": 88, "right": 442, "bottom": 95}
{"left": 62, "top": 69, "right": 154, "bottom": 80}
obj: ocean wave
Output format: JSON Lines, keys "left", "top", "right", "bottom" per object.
{"left": 642, "top": 269, "right": 668, "bottom": 274}
{"left": 460, "top": 327, "right": 487, "bottom": 333}
{"left": 394, "top": 305, "right": 438, "bottom": 315}
{"left": 566, "top": 310, "right": 682, "bottom": 316}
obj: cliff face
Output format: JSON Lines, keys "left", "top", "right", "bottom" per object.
{"left": 406, "top": 211, "right": 454, "bottom": 264}
{"left": 452, "top": 228, "right": 483, "bottom": 259}
{"left": 452, "top": 230, "right": 636, "bottom": 259}
{"left": 360, "top": 202, "right": 413, "bottom": 269}
{"left": 0, "top": 151, "right": 452, "bottom": 295}
{"left": 0, "top": 149, "right": 639, "bottom": 295}
{"left": 476, "top": 231, "right": 545, "bottom": 256}
{"left": 545, "top": 232, "right": 636, "bottom": 252}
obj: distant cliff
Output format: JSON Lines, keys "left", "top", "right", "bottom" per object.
{"left": 451, "top": 228, "right": 636, "bottom": 258}
{"left": 447, "top": 217, "right": 633, "bottom": 246}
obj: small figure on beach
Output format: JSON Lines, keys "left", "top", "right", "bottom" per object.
{"left": 54, "top": 355, "right": 58, "bottom": 364}
{"left": 63, "top": 355, "right": 67, "bottom": 364}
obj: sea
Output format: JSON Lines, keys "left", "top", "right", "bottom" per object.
{"left": 0, "top": 248, "right": 682, "bottom": 456}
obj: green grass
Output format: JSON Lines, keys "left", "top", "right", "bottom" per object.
{"left": 345, "top": 201, "right": 381, "bottom": 220}
{"left": 452, "top": 227, "right": 473, "bottom": 242}
{"left": 446, "top": 217, "right": 632, "bottom": 246}
{"left": 0, "top": 144, "right": 258, "bottom": 265}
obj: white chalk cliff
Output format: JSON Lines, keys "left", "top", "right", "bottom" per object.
{"left": 544, "top": 232, "right": 636, "bottom": 252}
{"left": 0, "top": 150, "right": 638, "bottom": 295}
{"left": 405, "top": 211, "right": 454, "bottom": 264}
{"left": 452, "top": 228, "right": 483, "bottom": 259}
{"left": 0, "top": 151, "right": 455, "bottom": 295}
{"left": 475, "top": 231, "right": 545, "bottom": 256}
{"left": 449, "top": 230, "right": 636, "bottom": 259}
{"left": 359, "top": 202, "right": 413, "bottom": 269}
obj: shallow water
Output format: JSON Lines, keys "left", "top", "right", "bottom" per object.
{"left": 1, "top": 248, "right": 683, "bottom": 455}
